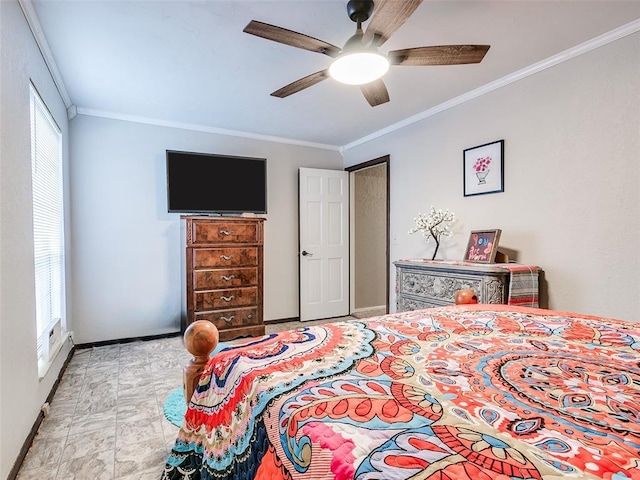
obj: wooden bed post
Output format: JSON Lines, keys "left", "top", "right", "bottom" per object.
{"left": 183, "top": 320, "right": 219, "bottom": 404}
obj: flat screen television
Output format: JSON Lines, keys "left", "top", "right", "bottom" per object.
{"left": 166, "top": 150, "right": 267, "bottom": 214}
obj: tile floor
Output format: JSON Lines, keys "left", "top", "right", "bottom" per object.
{"left": 16, "top": 335, "right": 189, "bottom": 480}
{"left": 15, "top": 314, "right": 369, "bottom": 479}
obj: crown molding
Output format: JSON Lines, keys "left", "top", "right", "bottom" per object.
{"left": 75, "top": 108, "right": 342, "bottom": 151}
{"left": 19, "top": 0, "right": 73, "bottom": 109}
{"left": 18, "top": 0, "right": 339, "bottom": 150}
{"left": 342, "top": 18, "right": 640, "bottom": 152}
{"left": 18, "top": 0, "right": 639, "bottom": 154}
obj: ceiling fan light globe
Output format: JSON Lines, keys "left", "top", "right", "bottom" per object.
{"left": 329, "top": 52, "right": 389, "bottom": 85}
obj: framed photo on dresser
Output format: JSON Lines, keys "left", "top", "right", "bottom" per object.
{"left": 464, "top": 229, "right": 501, "bottom": 263}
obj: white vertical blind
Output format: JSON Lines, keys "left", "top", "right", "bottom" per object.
{"left": 30, "top": 84, "right": 65, "bottom": 358}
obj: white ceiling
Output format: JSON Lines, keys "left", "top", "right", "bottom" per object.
{"left": 29, "top": 0, "right": 640, "bottom": 149}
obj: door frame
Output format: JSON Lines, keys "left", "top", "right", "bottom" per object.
{"left": 345, "top": 155, "right": 390, "bottom": 315}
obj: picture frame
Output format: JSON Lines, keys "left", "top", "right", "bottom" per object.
{"left": 463, "top": 140, "right": 504, "bottom": 196}
{"left": 464, "top": 229, "right": 502, "bottom": 263}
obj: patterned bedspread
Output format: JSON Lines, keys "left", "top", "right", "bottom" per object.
{"left": 162, "top": 304, "right": 640, "bottom": 480}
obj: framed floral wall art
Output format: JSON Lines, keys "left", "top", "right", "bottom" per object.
{"left": 463, "top": 139, "right": 504, "bottom": 196}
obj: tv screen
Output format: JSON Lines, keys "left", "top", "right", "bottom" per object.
{"left": 166, "top": 150, "right": 267, "bottom": 214}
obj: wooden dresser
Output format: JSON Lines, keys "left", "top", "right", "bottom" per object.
{"left": 183, "top": 216, "right": 265, "bottom": 341}
{"left": 394, "top": 259, "right": 540, "bottom": 312}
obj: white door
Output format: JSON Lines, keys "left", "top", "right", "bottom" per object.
{"left": 299, "top": 167, "right": 349, "bottom": 321}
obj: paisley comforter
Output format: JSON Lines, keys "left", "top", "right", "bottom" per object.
{"left": 162, "top": 304, "right": 640, "bottom": 480}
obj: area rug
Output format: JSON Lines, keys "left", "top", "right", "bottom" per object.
{"left": 163, "top": 387, "right": 186, "bottom": 427}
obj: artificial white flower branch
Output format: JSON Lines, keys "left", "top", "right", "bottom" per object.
{"left": 408, "top": 206, "right": 455, "bottom": 260}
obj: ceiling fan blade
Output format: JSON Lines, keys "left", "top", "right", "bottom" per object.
{"left": 363, "top": 0, "right": 423, "bottom": 46}
{"left": 271, "top": 70, "right": 330, "bottom": 98}
{"left": 244, "top": 20, "right": 341, "bottom": 57}
{"left": 389, "top": 45, "right": 490, "bottom": 66}
{"left": 360, "top": 78, "right": 390, "bottom": 107}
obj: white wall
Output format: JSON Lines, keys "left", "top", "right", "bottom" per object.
{"left": 69, "top": 115, "right": 342, "bottom": 343}
{"left": 344, "top": 32, "right": 640, "bottom": 322}
{"left": 0, "top": 2, "right": 74, "bottom": 478}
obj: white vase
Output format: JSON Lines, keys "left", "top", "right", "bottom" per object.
{"left": 476, "top": 169, "right": 490, "bottom": 184}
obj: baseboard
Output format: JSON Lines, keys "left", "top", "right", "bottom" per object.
{"left": 264, "top": 316, "right": 300, "bottom": 325}
{"left": 75, "top": 331, "right": 181, "bottom": 350}
{"left": 351, "top": 305, "right": 386, "bottom": 314}
{"left": 8, "top": 345, "right": 76, "bottom": 480}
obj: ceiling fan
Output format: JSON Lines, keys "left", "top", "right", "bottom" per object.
{"left": 243, "top": 0, "right": 490, "bottom": 107}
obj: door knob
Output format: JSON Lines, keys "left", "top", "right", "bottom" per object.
{"left": 301, "top": 250, "right": 313, "bottom": 257}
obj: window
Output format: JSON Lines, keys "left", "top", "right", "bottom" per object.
{"left": 30, "top": 84, "right": 66, "bottom": 364}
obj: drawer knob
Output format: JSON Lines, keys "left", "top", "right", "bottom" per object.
{"left": 220, "top": 229, "right": 234, "bottom": 236}
{"left": 220, "top": 254, "right": 234, "bottom": 261}
{"left": 247, "top": 314, "right": 252, "bottom": 319}
{"left": 220, "top": 295, "right": 235, "bottom": 302}
{"left": 221, "top": 275, "right": 235, "bottom": 281}
{"left": 220, "top": 315, "right": 235, "bottom": 323}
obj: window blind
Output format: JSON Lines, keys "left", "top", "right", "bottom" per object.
{"left": 30, "top": 84, "right": 65, "bottom": 359}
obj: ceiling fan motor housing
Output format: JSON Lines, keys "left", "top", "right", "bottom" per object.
{"left": 347, "top": 0, "right": 374, "bottom": 23}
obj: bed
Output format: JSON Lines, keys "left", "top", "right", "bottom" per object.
{"left": 162, "top": 304, "right": 640, "bottom": 480}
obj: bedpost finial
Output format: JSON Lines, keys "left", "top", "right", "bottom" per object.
{"left": 184, "top": 320, "right": 219, "bottom": 357}
{"left": 183, "top": 320, "right": 219, "bottom": 404}
{"left": 455, "top": 289, "right": 478, "bottom": 305}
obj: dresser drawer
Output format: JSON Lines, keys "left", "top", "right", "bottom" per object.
{"left": 190, "top": 221, "right": 259, "bottom": 245}
{"left": 195, "top": 287, "right": 258, "bottom": 310}
{"left": 193, "top": 307, "right": 260, "bottom": 330}
{"left": 192, "top": 247, "right": 258, "bottom": 268}
{"left": 194, "top": 267, "right": 258, "bottom": 290}
{"left": 398, "top": 270, "right": 483, "bottom": 303}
